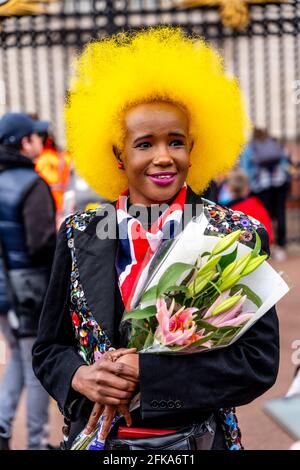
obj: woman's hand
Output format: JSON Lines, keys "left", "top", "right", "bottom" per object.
{"left": 71, "top": 348, "right": 139, "bottom": 405}
{"left": 116, "top": 352, "right": 139, "bottom": 371}
{"left": 84, "top": 403, "right": 132, "bottom": 437}
{"left": 83, "top": 351, "right": 139, "bottom": 437}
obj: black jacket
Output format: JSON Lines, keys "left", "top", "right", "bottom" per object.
{"left": 32, "top": 188, "right": 279, "bottom": 449}
{"left": 0, "top": 146, "right": 56, "bottom": 334}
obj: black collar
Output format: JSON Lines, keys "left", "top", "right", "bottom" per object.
{"left": 0, "top": 145, "right": 34, "bottom": 171}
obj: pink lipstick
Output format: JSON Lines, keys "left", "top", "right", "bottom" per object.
{"left": 146, "top": 172, "right": 177, "bottom": 186}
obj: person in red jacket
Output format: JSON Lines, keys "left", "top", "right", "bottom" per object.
{"left": 227, "top": 168, "right": 274, "bottom": 246}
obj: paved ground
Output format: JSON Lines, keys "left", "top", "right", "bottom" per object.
{"left": 0, "top": 248, "right": 299, "bottom": 450}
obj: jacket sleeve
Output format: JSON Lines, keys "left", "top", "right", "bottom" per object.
{"left": 139, "top": 228, "right": 280, "bottom": 419}
{"left": 22, "top": 177, "right": 56, "bottom": 266}
{"left": 32, "top": 221, "right": 86, "bottom": 418}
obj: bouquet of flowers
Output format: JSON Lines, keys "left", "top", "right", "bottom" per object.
{"left": 71, "top": 210, "right": 289, "bottom": 450}
{"left": 121, "top": 211, "right": 289, "bottom": 353}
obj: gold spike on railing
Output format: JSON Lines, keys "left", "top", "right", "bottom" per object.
{"left": 172, "top": 1, "right": 289, "bottom": 30}
{"left": 0, "top": 0, "right": 56, "bottom": 17}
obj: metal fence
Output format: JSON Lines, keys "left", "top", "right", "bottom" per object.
{"left": 0, "top": 0, "right": 300, "bottom": 238}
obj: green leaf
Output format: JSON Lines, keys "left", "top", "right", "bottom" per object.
{"left": 156, "top": 262, "right": 193, "bottom": 298}
{"left": 170, "top": 331, "right": 216, "bottom": 352}
{"left": 231, "top": 283, "right": 262, "bottom": 307}
{"left": 164, "top": 285, "right": 189, "bottom": 295}
{"left": 218, "top": 246, "right": 238, "bottom": 271}
{"left": 143, "top": 331, "right": 155, "bottom": 350}
{"left": 213, "top": 325, "right": 240, "bottom": 336}
{"left": 141, "top": 285, "right": 158, "bottom": 303}
{"left": 252, "top": 231, "right": 262, "bottom": 258}
{"left": 125, "top": 306, "right": 157, "bottom": 320}
{"left": 200, "top": 251, "right": 212, "bottom": 258}
{"left": 127, "top": 323, "right": 149, "bottom": 350}
{"left": 215, "top": 328, "right": 236, "bottom": 346}
{"left": 195, "top": 318, "right": 219, "bottom": 331}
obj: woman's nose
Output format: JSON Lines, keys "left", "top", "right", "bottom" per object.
{"left": 152, "top": 146, "right": 173, "bottom": 165}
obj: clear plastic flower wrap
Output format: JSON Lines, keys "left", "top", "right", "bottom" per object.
{"left": 120, "top": 211, "right": 289, "bottom": 354}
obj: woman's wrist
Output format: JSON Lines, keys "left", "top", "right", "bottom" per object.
{"left": 71, "top": 364, "right": 88, "bottom": 394}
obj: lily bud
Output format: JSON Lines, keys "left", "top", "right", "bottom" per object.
{"left": 221, "top": 260, "right": 237, "bottom": 279}
{"left": 186, "top": 271, "right": 214, "bottom": 298}
{"left": 241, "top": 254, "right": 268, "bottom": 277}
{"left": 196, "top": 256, "right": 221, "bottom": 277}
{"left": 231, "top": 252, "right": 252, "bottom": 277}
{"left": 219, "top": 274, "right": 241, "bottom": 292}
{"left": 211, "top": 230, "right": 241, "bottom": 256}
{"left": 210, "top": 295, "right": 243, "bottom": 317}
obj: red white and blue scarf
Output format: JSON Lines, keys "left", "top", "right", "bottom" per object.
{"left": 116, "top": 186, "right": 187, "bottom": 310}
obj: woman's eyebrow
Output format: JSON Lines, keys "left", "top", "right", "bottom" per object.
{"left": 168, "top": 132, "right": 186, "bottom": 138}
{"left": 133, "top": 134, "right": 153, "bottom": 144}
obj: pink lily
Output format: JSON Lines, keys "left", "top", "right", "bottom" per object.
{"left": 155, "top": 298, "right": 211, "bottom": 347}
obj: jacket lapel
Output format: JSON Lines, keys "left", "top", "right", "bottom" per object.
{"left": 184, "top": 186, "right": 204, "bottom": 227}
{"left": 73, "top": 204, "right": 122, "bottom": 346}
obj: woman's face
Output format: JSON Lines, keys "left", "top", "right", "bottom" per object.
{"left": 120, "top": 102, "right": 192, "bottom": 206}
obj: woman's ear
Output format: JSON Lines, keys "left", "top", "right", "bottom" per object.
{"left": 189, "top": 138, "right": 194, "bottom": 153}
{"left": 113, "top": 145, "right": 121, "bottom": 160}
{"left": 113, "top": 145, "right": 125, "bottom": 170}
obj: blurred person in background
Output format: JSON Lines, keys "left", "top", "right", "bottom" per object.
{"left": 240, "top": 128, "right": 290, "bottom": 260}
{"left": 0, "top": 112, "right": 56, "bottom": 450}
{"left": 226, "top": 168, "right": 274, "bottom": 246}
{"left": 29, "top": 114, "right": 72, "bottom": 226}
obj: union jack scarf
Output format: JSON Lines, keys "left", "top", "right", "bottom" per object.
{"left": 116, "top": 186, "right": 187, "bottom": 311}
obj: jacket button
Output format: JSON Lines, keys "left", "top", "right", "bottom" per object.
{"left": 175, "top": 400, "right": 183, "bottom": 409}
{"left": 150, "top": 400, "right": 159, "bottom": 408}
{"left": 159, "top": 400, "right": 167, "bottom": 408}
{"left": 167, "top": 400, "right": 175, "bottom": 409}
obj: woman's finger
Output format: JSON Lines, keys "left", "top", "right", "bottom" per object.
{"left": 101, "top": 348, "right": 137, "bottom": 363}
{"left": 96, "top": 360, "right": 139, "bottom": 382}
{"left": 97, "top": 384, "right": 134, "bottom": 400}
{"left": 100, "top": 405, "right": 116, "bottom": 440}
{"left": 84, "top": 402, "right": 104, "bottom": 435}
{"left": 119, "top": 404, "right": 132, "bottom": 428}
{"left": 110, "top": 348, "right": 137, "bottom": 361}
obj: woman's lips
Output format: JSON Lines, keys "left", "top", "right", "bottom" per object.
{"left": 146, "top": 172, "right": 177, "bottom": 186}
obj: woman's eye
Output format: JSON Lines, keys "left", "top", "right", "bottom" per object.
{"left": 135, "top": 142, "right": 152, "bottom": 149}
{"left": 170, "top": 139, "right": 185, "bottom": 147}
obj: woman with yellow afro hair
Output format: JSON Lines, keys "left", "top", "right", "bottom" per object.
{"left": 65, "top": 26, "right": 249, "bottom": 200}
{"left": 33, "top": 26, "right": 279, "bottom": 451}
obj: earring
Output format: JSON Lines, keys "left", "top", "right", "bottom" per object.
{"left": 189, "top": 163, "right": 192, "bottom": 168}
{"left": 118, "top": 161, "right": 124, "bottom": 170}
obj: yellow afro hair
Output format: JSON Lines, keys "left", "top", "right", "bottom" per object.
{"left": 65, "top": 27, "right": 250, "bottom": 200}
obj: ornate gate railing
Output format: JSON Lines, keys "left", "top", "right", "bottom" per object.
{"left": 0, "top": 0, "right": 300, "bottom": 239}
